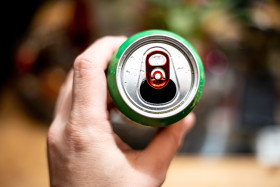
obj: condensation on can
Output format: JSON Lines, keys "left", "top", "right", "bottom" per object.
{"left": 108, "top": 30, "right": 204, "bottom": 127}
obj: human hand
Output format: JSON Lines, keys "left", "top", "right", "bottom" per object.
{"left": 47, "top": 36, "right": 196, "bottom": 187}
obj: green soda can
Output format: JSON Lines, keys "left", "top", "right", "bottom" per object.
{"left": 108, "top": 30, "right": 204, "bottom": 129}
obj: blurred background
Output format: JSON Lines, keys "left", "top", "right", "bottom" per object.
{"left": 0, "top": 0, "right": 280, "bottom": 186}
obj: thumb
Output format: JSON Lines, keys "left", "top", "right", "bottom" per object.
{"left": 142, "top": 113, "right": 196, "bottom": 172}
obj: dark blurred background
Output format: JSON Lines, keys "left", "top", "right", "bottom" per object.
{"left": 1, "top": 0, "right": 280, "bottom": 186}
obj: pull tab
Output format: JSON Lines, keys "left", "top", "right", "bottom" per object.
{"left": 146, "top": 50, "right": 170, "bottom": 89}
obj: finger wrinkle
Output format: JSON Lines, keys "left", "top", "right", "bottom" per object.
{"left": 74, "top": 57, "right": 101, "bottom": 78}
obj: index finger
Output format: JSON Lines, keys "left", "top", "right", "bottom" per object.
{"left": 71, "top": 36, "right": 126, "bottom": 123}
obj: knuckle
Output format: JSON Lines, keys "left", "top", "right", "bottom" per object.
{"left": 73, "top": 56, "right": 100, "bottom": 78}
{"left": 74, "top": 56, "right": 94, "bottom": 72}
{"left": 47, "top": 127, "right": 58, "bottom": 148}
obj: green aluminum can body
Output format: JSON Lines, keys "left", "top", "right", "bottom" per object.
{"left": 108, "top": 30, "right": 204, "bottom": 127}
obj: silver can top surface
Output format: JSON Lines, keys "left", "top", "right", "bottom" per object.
{"left": 116, "top": 34, "right": 200, "bottom": 118}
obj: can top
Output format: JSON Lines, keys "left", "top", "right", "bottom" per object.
{"left": 115, "top": 30, "right": 203, "bottom": 119}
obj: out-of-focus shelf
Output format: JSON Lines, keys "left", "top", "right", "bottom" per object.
{"left": 0, "top": 89, "right": 279, "bottom": 187}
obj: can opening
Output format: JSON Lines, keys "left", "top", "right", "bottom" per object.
{"left": 140, "top": 80, "right": 176, "bottom": 104}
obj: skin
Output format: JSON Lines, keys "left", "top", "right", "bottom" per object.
{"left": 47, "top": 36, "right": 195, "bottom": 187}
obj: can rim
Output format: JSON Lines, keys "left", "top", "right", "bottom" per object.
{"left": 116, "top": 33, "right": 200, "bottom": 118}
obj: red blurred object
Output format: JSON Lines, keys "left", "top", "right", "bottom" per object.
{"left": 205, "top": 50, "right": 229, "bottom": 75}
{"left": 15, "top": 46, "right": 37, "bottom": 73}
